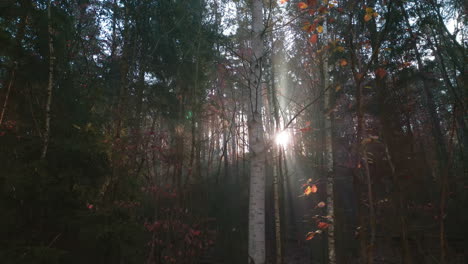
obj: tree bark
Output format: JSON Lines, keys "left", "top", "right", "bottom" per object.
{"left": 322, "top": 20, "right": 336, "bottom": 264}
{"left": 247, "top": 0, "right": 266, "bottom": 263}
{"left": 41, "top": 0, "right": 55, "bottom": 159}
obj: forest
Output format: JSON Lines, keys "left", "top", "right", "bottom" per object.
{"left": 0, "top": 0, "right": 466, "bottom": 263}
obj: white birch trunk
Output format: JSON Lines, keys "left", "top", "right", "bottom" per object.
{"left": 248, "top": 0, "right": 266, "bottom": 263}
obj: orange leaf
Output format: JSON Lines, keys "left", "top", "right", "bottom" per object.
{"left": 279, "top": 0, "right": 289, "bottom": 4}
{"left": 364, "top": 14, "right": 372, "bottom": 22}
{"left": 340, "top": 59, "right": 348, "bottom": 66}
{"left": 309, "top": 34, "right": 318, "bottom": 44}
{"left": 305, "top": 231, "right": 316, "bottom": 240}
{"left": 298, "top": 2, "right": 308, "bottom": 9}
{"left": 304, "top": 184, "right": 318, "bottom": 195}
{"left": 317, "top": 222, "right": 330, "bottom": 229}
{"left": 317, "top": 201, "right": 326, "bottom": 208}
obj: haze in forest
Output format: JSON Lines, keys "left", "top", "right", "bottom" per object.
{"left": 0, "top": 0, "right": 466, "bottom": 263}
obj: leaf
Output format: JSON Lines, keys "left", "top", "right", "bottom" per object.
{"left": 317, "top": 222, "right": 330, "bottom": 229}
{"left": 361, "top": 138, "right": 372, "bottom": 144}
{"left": 373, "top": 12, "right": 379, "bottom": 18}
{"left": 336, "top": 46, "right": 345, "bottom": 52}
{"left": 335, "top": 85, "right": 342, "bottom": 92}
{"left": 310, "top": 184, "right": 318, "bottom": 193}
{"left": 317, "top": 201, "right": 326, "bottom": 208}
{"left": 304, "top": 184, "right": 318, "bottom": 195}
{"left": 305, "top": 231, "right": 316, "bottom": 240}
{"left": 317, "top": 25, "right": 323, "bottom": 33}
{"left": 279, "top": 0, "right": 289, "bottom": 4}
{"left": 365, "top": 7, "right": 374, "bottom": 13}
{"left": 309, "top": 34, "right": 318, "bottom": 44}
{"left": 307, "top": 0, "right": 317, "bottom": 7}
{"left": 375, "top": 68, "right": 387, "bottom": 79}
{"left": 298, "top": 2, "right": 308, "bottom": 9}
{"left": 304, "top": 186, "right": 313, "bottom": 195}
{"left": 364, "top": 14, "right": 372, "bottom": 22}
{"left": 339, "top": 59, "right": 348, "bottom": 66}
{"left": 355, "top": 73, "right": 364, "bottom": 81}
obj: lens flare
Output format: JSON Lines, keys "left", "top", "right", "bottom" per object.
{"left": 275, "top": 131, "right": 291, "bottom": 147}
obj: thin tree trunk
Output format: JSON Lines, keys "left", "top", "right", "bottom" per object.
{"left": 322, "top": 20, "right": 336, "bottom": 264}
{"left": 247, "top": 0, "right": 266, "bottom": 263}
{"left": 41, "top": 0, "right": 55, "bottom": 159}
{"left": 269, "top": 35, "right": 283, "bottom": 264}
{"left": 0, "top": 68, "right": 15, "bottom": 126}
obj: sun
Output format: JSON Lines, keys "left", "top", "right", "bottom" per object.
{"left": 275, "top": 131, "right": 291, "bottom": 147}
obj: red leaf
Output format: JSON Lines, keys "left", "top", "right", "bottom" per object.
{"left": 310, "top": 34, "right": 318, "bottom": 44}
{"left": 317, "top": 222, "right": 330, "bottom": 229}
{"left": 310, "top": 184, "right": 318, "bottom": 193}
{"left": 305, "top": 231, "right": 316, "bottom": 240}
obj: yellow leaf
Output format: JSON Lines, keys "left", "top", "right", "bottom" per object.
{"left": 336, "top": 46, "right": 345, "bottom": 52}
{"left": 317, "top": 25, "right": 323, "bottom": 33}
{"left": 365, "top": 7, "right": 373, "bottom": 13}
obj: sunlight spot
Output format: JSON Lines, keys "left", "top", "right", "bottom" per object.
{"left": 275, "top": 131, "right": 291, "bottom": 147}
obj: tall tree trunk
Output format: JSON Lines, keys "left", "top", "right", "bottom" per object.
{"left": 41, "top": 0, "right": 55, "bottom": 159}
{"left": 247, "top": 0, "right": 266, "bottom": 263}
{"left": 322, "top": 20, "right": 336, "bottom": 264}
{"left": 269, "top": 35, "right": 283, "bottom": 264}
